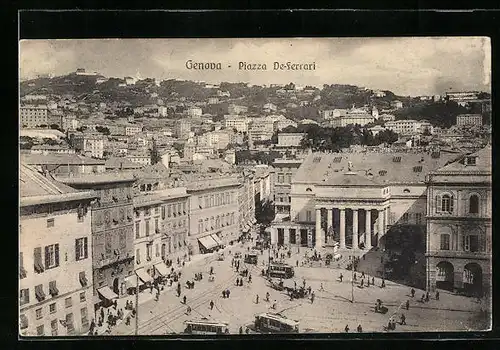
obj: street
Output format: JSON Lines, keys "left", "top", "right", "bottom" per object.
{"left": 111, "top": 241, "right": 487, "bottom": 335}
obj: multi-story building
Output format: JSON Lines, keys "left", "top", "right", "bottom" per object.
{"left": 126, "top": 152, "right": 151, "bottom": 166}
{"left": 239, "top": 170, "right": 256, "bottom": 237}
{"left": 30, "top": 145, "right": 76, "bottom": 155}
{"left": 329, "top": 113, "right": 375, "bottom": 127}
{"left": 70, "top": 133, "right": 105, "bottom": 159}
{"left": 274, "top": 118, "right": 298, "bottom": 131}
{"left": 425, "top": 146, "right": 491, "bottom": 297}
{"left": 175, "top": 120, "right": 192, "bottom": 140}
{"left": 125, "top": 124, "right": 143, "bottom": 136}
{"left": 20, "top": 105, "right": 49, "bottom": 129}
{"left": 391, "top": 100, "right": 404, "bottom": 109}
{"left": 271, "top": 158, "right": 303, "bottom": 216}
{"left": 20, "top": 163, "right": 97, "bottom": 336}
{"left": 248, "top": 118, "right": 275, "bottom": 142}
{"left": 385, "top": 120, "right": 422, "bottom": 135}
{"left": 224, "top": 115, "right": 249, "bottom": 133}
{"left": 186, "top": 107, "right": 203, "bottom": 118}
{"left": 277, "top": 133, "right": 306, "bottom": 147}
{"left": 55, "top": 172, "right": 137, "bottom": 309}
{"left": 227, "top": 104, "right": 248, "bottom": 115}
{"left": 456, "top": 114, "right": 483, "bottom": 127}
{"left": 187, "top": 173, "right": 242, "bottom": 254}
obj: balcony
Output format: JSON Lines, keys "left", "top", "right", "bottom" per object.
{"left": 95, "top": 253, "right": 133, "bottom": 269}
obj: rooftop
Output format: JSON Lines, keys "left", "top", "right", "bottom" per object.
{"left": 432, "top": 145, "right": 491, "bottom": 174}
{"left": 54, "top": 171, "right": 137, "bottom": 185}
{"left": 294, "top": 150, "right": 462, "bottom": 186}
{"left": 20, "top": 153, "right": 105, "bottom": 165}
{"left": 20, "top": 163, "right": 97, "bottom": 206}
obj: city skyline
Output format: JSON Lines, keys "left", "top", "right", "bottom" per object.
{"left": 20, "top": 37, "right": 491, "bottom": 96}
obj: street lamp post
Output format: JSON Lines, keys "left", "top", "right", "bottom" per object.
{"left": 351, "top": 247, "right": 355, "bottom": 303}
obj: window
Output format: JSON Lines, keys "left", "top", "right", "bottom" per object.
{"left": 161, "top": 206, "right": 166, "bottom": 220}
{"left": 278, "top": 174, "right": 284, "bottom": 183}
{"left": 49, "top": 303, "right": 56, "bottom": 314}
{"left": 19, "top": 252, "right": 27, "bottom": 279}
{"left": 135, "top": 222, "right": 140, "bottom": 238}
{"left": 306, "top": 188, "right": 312, "bottom": 192}
{"left": 415, "top": 213, "right": 422, "bottom": 225}
{"left": 156, "top": 244, "right": 159, "bottom": 257}
{"left": 463, "top": 235, "right": 479, "bottom": 252}
{"left": 146, "top": 244, "right": 152, "bottom": 261}
{"left": 35, "top": 284, "right": 45, "bottom": 302}
{"left": 210, "top": 217, "right": 214, "bottom": 229}
{"left": 36, "top": 308, "right": 43, "bottom": 320}
{"left": 210, "top": 195, "right": 214, "bottom": 207}
{"left": 51, "top": 319, "right": 58, "bottom": 336}
{"left": 36, "top": 325, "right": 45, "bottom": 336}
{"left": 136, "top": 249, "right": 141, "bottom": 264}
{"left": 226, "top": 193, "right": 230, "bottom": 204}
{"left": 437, "top": 194, "right": 454, "bottom": 213}
{"left": 79, "top": 271, "right": 88, "bottom": 287}
{"left": 183, "top": 202, "right": 187, "bottom": 214}
{"left": 75, "top": 237, "right": 88, "bottom": 261}
{"left": 306, "top": 210, "right": 312, "bottom": 222}
{"left": 440, "top": 234, "right": 450, "bottom": 250}
{"left": 198, "top": 196, "right": 203, "bottom": 209}
{"left": 155, "top": 218, "right": 159, "bottom": 233}
{"left": 205, "top": 218, "right": 209, "bottom": 231}
{"left": 145, "top": 208, "right": 151, "bottom": 216}
{"left": 49, "top": 281, "right": 59, "bottom": 297}
{"left": 81, "top": 307, "right": 89, "bottom": 328}
{"left": 205, "top": 196, "right": 209, "bottom": 208}
{"left": 80, "top": 292, "right": 86, "bottom": 303}
{"left": 469, "top": 195, "right": 479, "bottom": 214}
{"left": 155, "top": 207, "right": 160, "bottom": 215}
{"left": 44, "top": 244, "right": 59, "bottom": 269}
{"left": 198, "top": 220, "right": 203, "bottom": 234}
{"left": 403, "top": 188, "right": 410, "bottom": 193}
{"left": 66, "top": 313, "right": 75, "bottom": 334}
{"left": 466, "top": 156, "right": 476, "bottom": 165}
{"left": 65, "top": 297, "right": 72, "bottom": 308}
{"left": 145, "top": 220, "right": 150, "bottom": 236}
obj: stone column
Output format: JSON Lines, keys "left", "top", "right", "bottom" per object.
{"left": 385, "top": 207, "right": 390, "bottom": 231}
{"left": 352, "top": 209, "right": 359, "bottom": 249}
{"left": 339, "top": 208, "right": 346, "bottom": 249}
{"left": 327, "top": 208, "right": 333, "bottom": 242}
{"left": 365, "top": 209, "right": 372, "bottom": 249}
{"left": 378, "top": 209, "right": 384, "bottom": 246}
{"left": 315, "top": 208, "right": 322, "bottom": 249}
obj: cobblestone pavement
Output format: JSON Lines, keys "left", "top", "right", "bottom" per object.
{"left": 110, "top": 242, "right": 488, "bottom": 335}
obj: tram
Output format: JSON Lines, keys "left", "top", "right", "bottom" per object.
{"left": 267, "top": 262, "right": 294, "bottom": 278}
{"left": 244, "top": 252, "right": 258, "bottom": 265}
{"left": 183, "top": 318, "right": 229, "bottom": 335}
{"left": 254, "top": 313, "right": 299, "bottom": 333}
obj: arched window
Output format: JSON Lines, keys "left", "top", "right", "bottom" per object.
{"left": 436, "top": 194, "right": 454, "bottom": 213}
{"left": 469, "top": 195, "right": 479, "bottom": 214}
{"left": 306, "top": 188, "right": 312, "bottom": 192}
{"left": 403, "top": 188, "right": 410, "bottom": 193}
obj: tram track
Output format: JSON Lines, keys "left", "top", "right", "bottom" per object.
{"left": 124, "top": 270, "right": 239, "bottom": 335}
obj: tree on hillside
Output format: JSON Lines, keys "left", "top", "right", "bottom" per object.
{"left": 172, "top": 142, "right": 184, "bottom": 157}
{"left": 149, "top": 138, "right": 162, "bottom": 165}
{"left": 95, "top": 126, "right": 111, "bottom": 135}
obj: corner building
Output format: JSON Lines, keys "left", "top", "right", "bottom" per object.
{"left": 56, "top": 172, "right": 136, "bottom": 311}
{"left": 426, "top": 146, "right": 492, "bottom": 297}
{"left": 19, "top": 163, "right": 97, "bottom": 336}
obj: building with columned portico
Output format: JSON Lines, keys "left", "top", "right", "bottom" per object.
{"left": 269, "top": 150, "right": 462, "bottom": 272}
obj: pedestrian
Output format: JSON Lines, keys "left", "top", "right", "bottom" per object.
{"left": 186, "top": 306, "right": 191, "bottom": 315}
{"left": 303, "top": 279, "right": 306, "bottom": 288}
{"left": 210, "top": 300, "right": 214, "bottom": 310}
{"left": 308, "top": 286, "right": 312, "bottom": 295}
{"left": 400, "top": 314, "right": 406, "bottom": 325}
{"left": 406, "top": 300, "right": 410, "bottom": 310}
{"left": 372, "top": 277, "right": 374, "bottom": 285}
{"left": 239, "top": 326, "right": 243, "bottom": 334}
{"left": 311, "top": 292, "right": 315, "bottom": 304}
{"left": 150, "top": 284, "right": 154, "bottom": 293}
{"left": 421, "top": 294, "right": 425, "bottom": 302}
{"left": 210, "top": 266, "right": 214, "bottom": 275}
{"left": 226, "top": 289, "right": 230, "bottom": 298}
{"left": 353, "top": 273, "right": 357, "bottom": 282}
{"left": 411, "top": 288, "right": 415, "bottom": 297}
{"left": 357, "top": 324, "right": 362, "bottom": 333}
{"left": 296, "top": 260, "right": 299, "bottom": 267}
{"left": 381, "top": 279, "right": 386, "bottom": 288}
{"left": 222, "top": 290, "right": 226, "bottom": 298}
{"left": 183, "top": 295, "right": 187, "bottom": 304}
{"left": 266, "top": 292, "right": 270, "bottom": 302}
{"left": 361, "top": 279, "right": 364, "bottom": 287}
{"left": 272, "top": 300, "right": 277, "bottom": 309}
{"left": 436, "top": 291, "right": 440, "bottom": 300}
{"left": 361, "top": 272, "right": 365, "bottom": 279}
{"left": 240, "top": 279, "right": 244, "bottom": 287}
{"left": 345, "top": 324, "right": 349, "bottom": 333}
{"left": 236, "top": 278, "right": 239, "bottom": 286}
{"left": 249, "top": 273, "right": 252, "bottom": 283}
{"left": 256, "top": 294, "right": 259, "bottom": 304}
{"left": 294, "top": 281, "right": 297, "bottom": 289}
{"left": 425, "top": 292, "right": 430, "bottom": 302}
{"left": 320, "top": 283, "right": 324, "bottom": 291}
{"left": 245, "top": 327, "right": 250, "bottom": 334}
{"left": 339, "top": 273, "right": 343, "bottom": 282}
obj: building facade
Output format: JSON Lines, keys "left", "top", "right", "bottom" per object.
{"left": 20, "top": 164, "right": 97, "bottom": 336}
{"left": 56, "top": 173, "right": 137, "bottom": 311}
{"left": 20, "top": 105, "right": 49, "bottom": 129}
{"left": 271, "top": 159, "right": 303, "bottom": 216}
{"left": 425, "top": 146, "right": 491, "bottom": 297}
{"left": 456, "top": 114, "right": 483, "bottom": 127}
{"left": 187, "top": 173, "right": 242, "bottom": 254}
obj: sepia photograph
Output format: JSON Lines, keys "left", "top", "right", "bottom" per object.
{"left": 18, "top": 37, "right": 492, "bottom": 337}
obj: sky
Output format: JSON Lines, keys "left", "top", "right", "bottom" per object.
{"left": 19, "top": 37, "right": 491, "bottom": 96}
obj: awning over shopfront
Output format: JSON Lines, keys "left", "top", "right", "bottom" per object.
{"left": 210, "top": 234, "right": 222, "bottom": 246}
{"left": 198, "top": 235, "right": 218, "bottom": 250}
{"left": 154, "top": 262, "right": 169, "bottom": 277}
{"left": 97, "top": 286, "right": 118, "bottom": 301}
{"left": 135, "top": 268, "right": 153, "bottom": 284}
